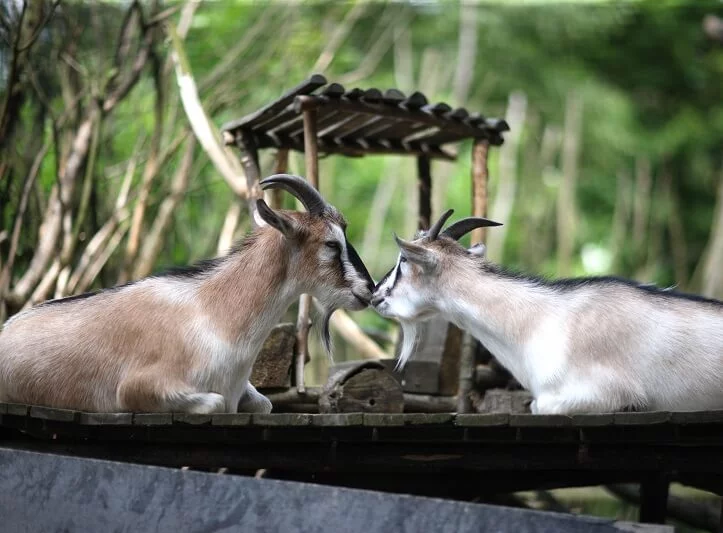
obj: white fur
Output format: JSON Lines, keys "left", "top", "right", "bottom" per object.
{"left": 374, "top": 246, "right": 723, "bottom": 414}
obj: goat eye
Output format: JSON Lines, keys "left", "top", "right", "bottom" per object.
{"left": 325, "top": 241, "right": 340, "bottom": 251}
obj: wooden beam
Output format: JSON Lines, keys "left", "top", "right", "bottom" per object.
{"left": 270, "top": 148, "right": 289, "bottom": 209}
{"left": 470, "top": 139, "right": 490, "bottom": 244}
{"left": 295, "top": 107, "right": 319, "bottom": 394}
{"left": 235, "top": 130, "right": 262, "bottom": 226}
{"left": 417, "top": 156, "right": 431, "bottom": 230}
{"left": 458, "top": 139, "right": 491, "bottom": 413}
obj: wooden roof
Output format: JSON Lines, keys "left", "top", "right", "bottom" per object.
{"left": 221, "top": 74, "right": 509, "bottom": 161}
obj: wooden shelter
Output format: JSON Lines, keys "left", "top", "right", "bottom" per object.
{"left": 221, "top": 74, "right": 509, "bottom": 401}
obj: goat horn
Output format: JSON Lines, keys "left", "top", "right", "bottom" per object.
{"left": 441, "top": 217, "right": 503, "bottom": 241}
{"left": 259, "top": 174, "right": 327, "bottom": 216}
{"left": 426, "top": 209, "right": 455, "bottom": 240}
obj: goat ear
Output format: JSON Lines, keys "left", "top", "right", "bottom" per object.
{"left": 255, "top": 199, "right": 298, "bottom": 238}
{"left": 394, "top": 234, "right": 437, "bottom": 270}
{"left": 467, "top": 243, "right": 487, "bottom": 258}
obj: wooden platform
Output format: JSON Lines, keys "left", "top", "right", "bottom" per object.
{"left": 2, "top": 403, "right": 722, "bottom": 502}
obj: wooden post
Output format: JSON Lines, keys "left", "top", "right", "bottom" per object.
{"left": 471, "top": 139, "right": 490, "bottom": 245}
{"left": 236, "top": 130, "right": 262, "bottom": 227}
{"left": 417, "top": 156, "right": 431, "bottom": 230}
{"left": 639, "top": 477, "right": 669, "bottom": 525}
{"left": 295, "top": 108, "right": 319, "bottom": 394}
{"left": 458, "top": 139, "right": 490, "bottom": 413}
{"left": 270, "top": 149, "right": 289, "bottom": 209}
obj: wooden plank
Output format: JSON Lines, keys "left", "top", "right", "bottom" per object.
{"left": 294, "top": 95, "right": 490, "bottom": 140}
{"left": 173, "top": 413, "right": 212, "bottom": 425}
{"left": 455, "top": 414, "right": 510, "bottom": 427}
{"left": 133, "top": 413, "right": 172, "bottom": 426}
{"left": 417, "top": 155, "right": 431, "bottom": 230}
{"left": 364, "top": 414, "right": 405, "bottom": 427}
{"left": 614, "top": 411, "right": 672, "bottom": 425}
{"left": 212, "top": 414, "right": 252, "bottom": 426}
{"left": 79, "top": 413, "right": 133, "bottom": 426}
{"left": 510, "top": 414, "right": 573, "bottom": 427}
{"left": 310, "top": 414, "right": 363, "bottom": 427}
{"left": 29, "top": 406, "right": 79, "bottom": 422}
{"left": 5, "top": 403, "right": 30, "bottom": 416}
{"left": 571, "top": 413, "right": 616, "bottom": 426}
{"left": 252, "top": 414, "right": 312, "bottom": 426}
{"left": 402, "top": 414, "right": 454, "bottom": 425}
{"left": 222, "top": 74, "right": 327, "bottom": 132}
{"left": 670, "top": 410, "right": 723, "bottom": 424}
{"left": 0, "top": 403, "right": 7, "bottom": 414}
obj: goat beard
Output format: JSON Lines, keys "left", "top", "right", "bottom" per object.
{"left": 395, "top": 320, "right": 418, "bottom": 371}
{"left": 319, "top": 307, "right": 335, "bottom": 362}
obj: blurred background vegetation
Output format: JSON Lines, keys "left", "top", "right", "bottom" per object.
{"left": 0, "top": 0, "right": 722, "bottom": 357}
{"left": 2, "top": 0, "right": 723, "bottom": 371}
{"left": 1, "top": 1, "right": 722, "bottom": 528}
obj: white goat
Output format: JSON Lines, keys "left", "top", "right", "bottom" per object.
{"left": 372, "top": 209, "right": 723, "bottom": 414}
{"left": 0, "top": 174, "right": 374, "bottom": 414}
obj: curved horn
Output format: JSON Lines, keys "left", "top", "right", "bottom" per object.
{"left": 426, "top": 209, "right": 455, "bottom": 240}
{"left": 259, "top": 174, "right": 327, "bottom": 215}
{"left": 441, "top": 217, "right": 503, "bottom": 241}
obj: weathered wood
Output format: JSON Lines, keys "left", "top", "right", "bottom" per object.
{"left": 455, "top": 413, "right": 510, "bottom": 427}
{"left": 222, "top": 74, "right": 327, "bottom": 133}
{"left": 29, "top": 406, "right": 78, "bottom": 422}
{"left": 417, "top": 155, "right": 431, "bottom": 230}
{"left": 320, "top": 362, "right": 404, "bottom": 414}
{"left": 79, "top": 413, "right": 133, "bottom": 425}
{"left": 252, "top": 413, "right": 312, "bottom": 426}
{"left": 294, "top": 107, "right": 320, "bottom": 395}
{"left": 235, "top": 130, "right": 262, "bottom": 224}
{"left": 473, "top": 389, "right": 533, "bottom": 414}
{"left": 402, "top": 393, "right": 456, "bottom": 413}
{"left": 250, "top": 322, "right": 296, "bottom": 389}
{"left": 270, "top": 148, "right": 289, "bottom": 208}
{"left": 310, "top": 413, "right": 363, "bottom": 427}
{"left": 211, "top": 413, "right": 251, "bottom": 426}
{"left": 133, "top": 413, "right": 172, "bottom": 425}
{"left": 173, "top": 413, "right": 212, "bottom": 425}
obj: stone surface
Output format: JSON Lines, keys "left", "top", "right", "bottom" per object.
{"left": 0, "top": 448, "right": 673, "bottom": 533}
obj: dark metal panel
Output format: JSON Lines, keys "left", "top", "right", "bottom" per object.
{"left": 0, "top": 448, "right": 673, "bottom": 533}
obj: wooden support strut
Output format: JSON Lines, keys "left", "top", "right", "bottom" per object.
{"left": 236, "top": 130, "right": 262, "bottom": 226}
{"left": 458, "top": 139, "right": 491, "bottom": 413}
{"left": 295, "top": 108, "right": 319, "bottom": 394}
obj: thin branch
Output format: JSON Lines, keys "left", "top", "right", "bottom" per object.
{"left": 133, "top": 137, "right": 195, "bottom": 279}
{"left": 167, "top": 20, "right": 248, "bottom": 197}
{"left": 0, "top": 138, "right": 50, "bottom": 299}
{"left": 17, "top": 0, "right": 61, "bottom": 53}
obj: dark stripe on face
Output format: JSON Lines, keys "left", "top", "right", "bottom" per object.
{"left": 346, "top": 240, "right": 374, "bottom": 293}
{"left": 375, "top": 258, "right": 401, "bottom": 295}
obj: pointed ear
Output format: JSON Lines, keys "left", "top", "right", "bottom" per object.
{"left": 394, "top": 234, "right": 437, "bottom": 271}
{"left": 467, "top": 243, "right": 487, "bottom": 258}
{"left": 255, "top": 199, "right": 298, "bottom": 238}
